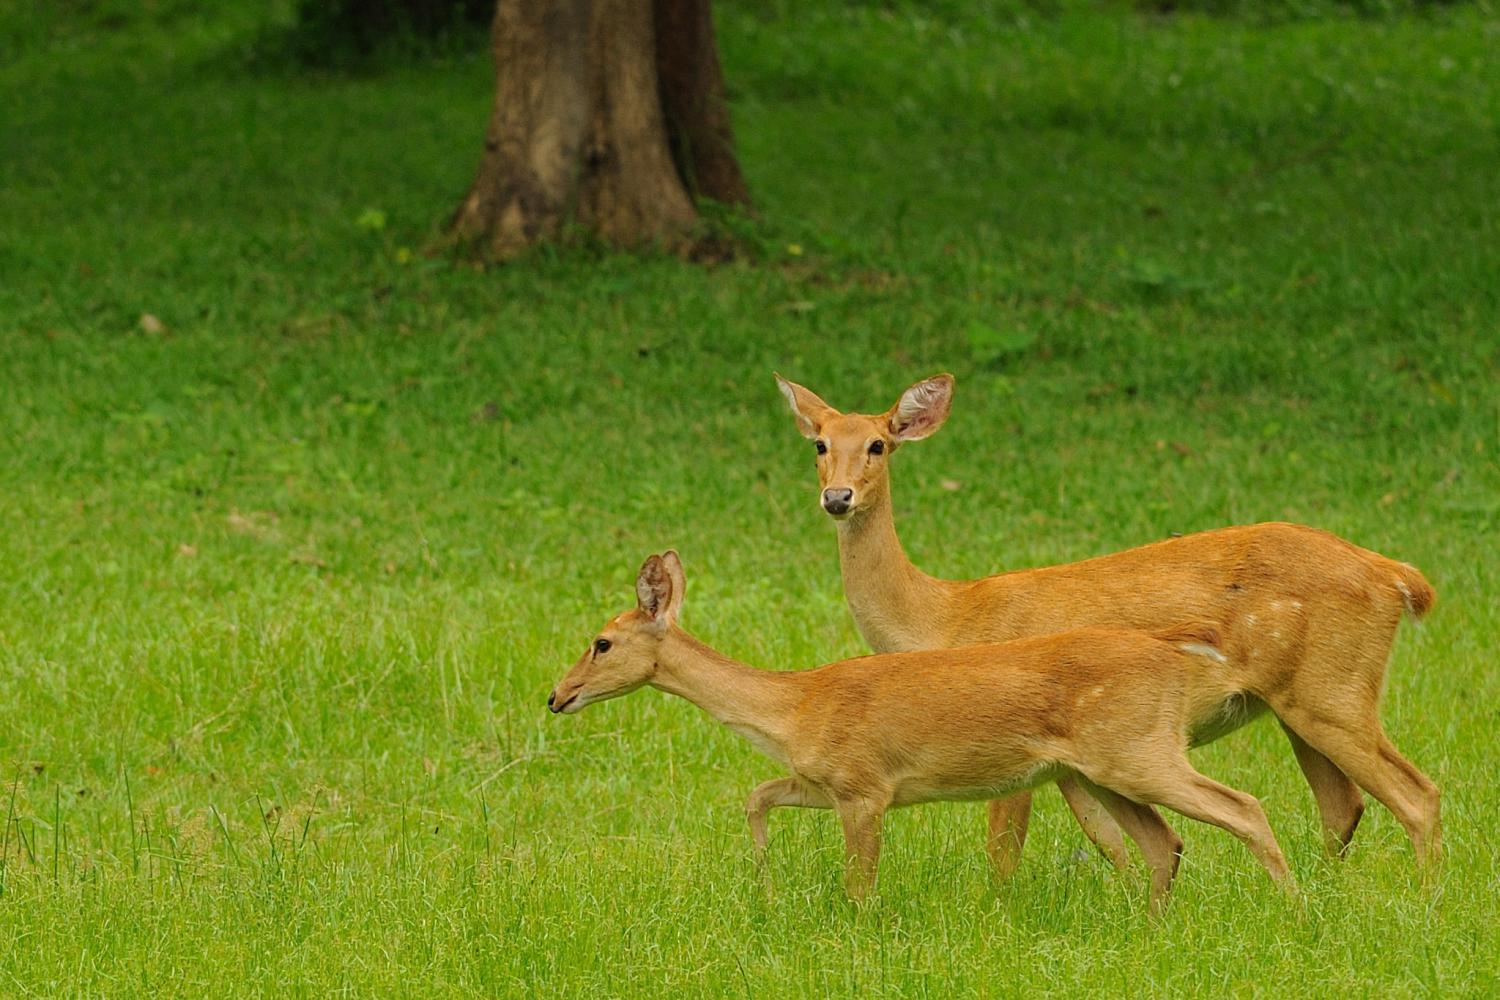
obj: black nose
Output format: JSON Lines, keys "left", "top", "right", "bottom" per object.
{"left": 822, "top": 488, "right": 853, "bottom": 515}
{"left": 547, "top": 691, "right": 556, "bottom": 710}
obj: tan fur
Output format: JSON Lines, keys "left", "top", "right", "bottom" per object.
{"left": 549, "top": 554, "right": 1294, "bottom": 908}
{"left": 775, "top": 373, "right": 1441, "bottom": 870}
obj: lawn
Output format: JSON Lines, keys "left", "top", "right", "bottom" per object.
{"left": 1, "top": 0, "right": 1497, "bottom": 994}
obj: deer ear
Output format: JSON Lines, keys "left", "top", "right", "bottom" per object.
{"left": 887, "top": 374, "right": 954, "bottom": 442}
{"left": 635, "top": 554, "right": 677, "bottom": 630}
{"left": 774, "top": 373, "right": 837, "bottom": 440}
{"left": 659, "top": 549, "right": 686, "bottom": 622}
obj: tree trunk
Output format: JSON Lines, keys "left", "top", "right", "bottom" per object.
{"left": 654, "top": 0, "right": 750, "bottom": 206}
{"left": 448, "top": 0, "right": 749, "bottom": 262}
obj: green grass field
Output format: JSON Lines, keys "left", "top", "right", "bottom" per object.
{"left": 2, "top": 1, "right": 1498, "bottom": 994}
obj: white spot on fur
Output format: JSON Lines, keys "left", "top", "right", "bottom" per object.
{"left": 1245, "top": 614, "right": 1257, "bottom": 628}
{"left": 1179, "top": 642, "right": 1226, "bottom": 664}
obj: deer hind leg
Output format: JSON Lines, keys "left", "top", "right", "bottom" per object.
{"left": 1272, "top": 605, "right": 1440, "bottom": 865}
{"left": 836, "top": 796, "right": 888, "bottom": 901}
{"left": 1073, "top": 778, "right": 1183, "bottom": 914}
{"left": 1282, "top": 723, "right": 1366, "bottom": 855}
{"left": 985, "top": 792, "right": 1033, "bottom": 880}
{"left": 745, "top": 777, "right": 831, "bottom": 860}
{"left": 1278, "top": 708, "right": 1441, "bottom": 866}
{"left": 1057, "top": 776, "right": 1132, "bottom": 871}
{"left": 1093, "top": 759, "right": 1294, "bottom": 890}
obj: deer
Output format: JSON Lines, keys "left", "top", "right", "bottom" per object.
{"left": 547, "top": 551, "right": 1294, "bottom": 909}
{"left": 774, "top": 372, "right": 1440, "bottom": 877}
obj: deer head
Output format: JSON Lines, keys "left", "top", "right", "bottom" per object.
{"left": 774, "top": 373, "right": 954, "bottom": 519}
{"left": 548, "top": 551, "right": 686, "bottom": 714}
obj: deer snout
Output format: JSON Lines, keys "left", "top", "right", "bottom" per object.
{"left": 548, "top": 682, "right": 582, "bottom": 714}
{"left": 822, "top": 487, "right": 854, "bottom": 515}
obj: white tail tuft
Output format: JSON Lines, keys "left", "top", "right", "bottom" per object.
{"left": 1395, "top": 579, "right": 1416, "bottom": 617}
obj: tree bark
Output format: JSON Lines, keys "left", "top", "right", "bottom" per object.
{"left": 448, "top": 0, "right": 590, "bottom": 258}
{"left": 654, "top": 0, "right": 750, "bottom": 205}
{"left": 574, "top": 0, "right": 699, "bottom": 248}
{"left": 449, "top": 0, "right": 749, "bottom": 262}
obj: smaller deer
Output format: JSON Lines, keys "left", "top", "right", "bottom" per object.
{"left": 548, "top": 551, "right": 1293, "bottom": 910}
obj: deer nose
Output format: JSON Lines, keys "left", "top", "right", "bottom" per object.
{"left": 546, "top": 690, "right": 556, "bottom": 710}
{"left": 822, "top": 488, "right": 853, "bottom": 515}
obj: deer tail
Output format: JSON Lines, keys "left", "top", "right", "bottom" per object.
{"left": 1392, "top": 561, "right": 1436, "bottom": 620}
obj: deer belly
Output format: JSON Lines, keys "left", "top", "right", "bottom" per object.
{"left": 892, "top": 762, "right": 1062, "bottom": 807}
{"left": 1187, "top": 693, "right": 1269, "bottom": 747}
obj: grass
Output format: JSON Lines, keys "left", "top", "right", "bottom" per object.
{"left": 1, "top": 0, "right": 1499, "bottom": 994}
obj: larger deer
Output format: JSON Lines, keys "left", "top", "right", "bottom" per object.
{"left": 549, "top": 551, "right": 1294, "bottom": 909}
{"left": 774, "top": 372, "right": 1440, "bottom": 874}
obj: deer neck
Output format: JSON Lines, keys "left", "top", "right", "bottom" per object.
{"left": 651, "top": 629, "right": 802, "bottom": 765}
{"left": 834, "top": 488, "right": 955, "bottom": 652}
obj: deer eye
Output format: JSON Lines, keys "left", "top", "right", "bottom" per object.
{"left": 868, "top": 440, "right": 885, "bottom": 455}
{"left": 814, "top": 441, "right": 828, "bottom": 456}
{"left": 593, "top": 638, "right": 612, "bottom": 655}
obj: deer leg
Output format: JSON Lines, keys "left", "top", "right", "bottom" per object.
{"left": 1057, "top": 776, "right": 1132, "bottom": 871}
{"left": 1281, "top": 722, "right": 1365, "bottom": 856}
{"left": 1110, "top": 762, "right": 1294, "bottom": 890}
{"left": 984, "top": 793, "right": 1032, "bottom": 880}
{"left": 836, "top": 797, "right": 887, "bottom": 901}
{"left": 745, "top": 777, "right": 831, "bottom": 860}
{"left": 1073, "top": 778, "right": 1184, "bottom": 914}
{"left": 1278, "top": 710, "right": 1441, "bottom": 866}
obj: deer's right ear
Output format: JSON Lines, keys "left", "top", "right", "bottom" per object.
{"left": 774, "top": 373, "right": 837, "bottom": 440}
{"left": 635, "top": 554, "right": 676, "bottom": 631}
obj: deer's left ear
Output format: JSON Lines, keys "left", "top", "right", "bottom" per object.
{"left": 636, "top": 552, "right": 683, "bottom": 630}
{"left": 659, "top": 550, "right": 686, "bottom": 620}
{"left": 887, "top": 374, "right": 954, "bottom": 442}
